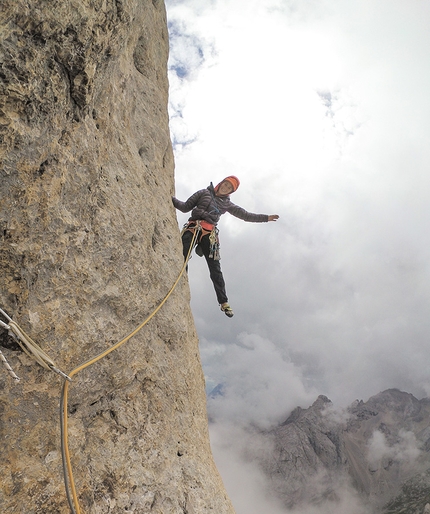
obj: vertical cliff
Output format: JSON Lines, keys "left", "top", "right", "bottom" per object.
{"left": 0, "top": 1, "right": 234, "bottom": 512}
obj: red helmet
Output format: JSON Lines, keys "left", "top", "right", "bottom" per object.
{"left": 214, "top": 175, "right": 240, "bottom": 194}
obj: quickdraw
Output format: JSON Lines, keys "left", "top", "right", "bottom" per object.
{"left": 208, "top": 227, "right": 220, "bottom": 260}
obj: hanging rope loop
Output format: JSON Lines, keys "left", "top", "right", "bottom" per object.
{"left": 1, "top": 225, "right": 200, "bottom": 514}
{"left": 61, "top": 225, "right": 200, "bottom": 514}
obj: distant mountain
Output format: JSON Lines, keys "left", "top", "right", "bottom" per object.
{"left": 258, "top": 389, "right": 430, "bottom": 513}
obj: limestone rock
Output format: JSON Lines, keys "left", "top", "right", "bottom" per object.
{"left": 0, "top": 1, "right": 234, "bottom": 513}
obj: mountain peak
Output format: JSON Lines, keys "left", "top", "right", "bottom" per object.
{"left": 260, "top": 389, "right": 430, "bottom": 512}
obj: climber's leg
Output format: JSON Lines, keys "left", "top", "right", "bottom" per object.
{"left": 199, "top": 234, "right": 229, "bottom": 305}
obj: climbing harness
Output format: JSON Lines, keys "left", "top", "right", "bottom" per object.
{"left": 181, "top": 219, "right": 210, "bottom": 238}
{"left": 1, "top": 226, "right": 200, "bottom": 514}
{"left": 182, "top": 220, "right": 221, "bottom": 261}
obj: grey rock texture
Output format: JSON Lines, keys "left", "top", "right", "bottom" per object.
{"left": 0, "top": 1, "right": 234, "bottom": 513}
{"left": 261, "top": 389, "right": 430, "bottom": 513}
{"left": 262, "top": 394, "right": 350, "bottom": 508}
{"left": 383, "top": 470, "right": 430, "bottom": 514}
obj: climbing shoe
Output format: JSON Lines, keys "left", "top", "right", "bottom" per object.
{"left": 221, "top": 303, "right": 234, "bottom": 318}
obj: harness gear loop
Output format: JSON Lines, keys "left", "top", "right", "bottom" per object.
{"left": 181, "top": 219, "right": 203, "bottom": 237}
{"left": 208, "top": 227, "right": 220, "bottom": 260}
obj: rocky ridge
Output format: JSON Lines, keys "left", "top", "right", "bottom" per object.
{"left": 0, "top": 1, "right": 234, "bottom": 513}
{"left": 259, "top": 389, "right": 430, "bottom": 513}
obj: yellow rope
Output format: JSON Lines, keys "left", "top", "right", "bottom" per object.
{"left": 61, "top": 225, "right": 200, "bottom": 514}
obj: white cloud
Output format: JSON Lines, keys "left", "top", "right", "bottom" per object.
{"left": 167, "top": 0, "right": 430, "bottom": 510}
{"left": 210, "top": 421, "right": 370, "bottom": 514}
{"left": 367, "top": 429, "right": 422, "bottom": 471}
{"left": 209, "top": 423, "right": 288, "bottom": 514}
{"left": 205, "top": 332, "right": 315, "bottom": 428}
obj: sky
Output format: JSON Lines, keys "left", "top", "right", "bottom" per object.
{"left": 165, "top": 0, "right": 430, "bottom": 511}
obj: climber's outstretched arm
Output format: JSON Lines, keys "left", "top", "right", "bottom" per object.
{"left": 172, "top": 189, "right": 205, "bottom": 213}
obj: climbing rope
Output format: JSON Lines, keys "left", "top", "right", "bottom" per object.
{"left": 0, "top": 310, "right": 20, "bottom": 380}
{"left": 60, "top": 224, "right": 200, "bottom": 514}
{"left": 1, "top": 224, "right": 201, "bottom": 514}
{"left": 0, "top": 347, "right": 20, "bottom": 381}
{"left": 0, "top": 308, "right": 71, "bottom": 381}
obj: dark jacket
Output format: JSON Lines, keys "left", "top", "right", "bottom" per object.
{"left": 172, "top": 183, "right": 269, "bottom": 225}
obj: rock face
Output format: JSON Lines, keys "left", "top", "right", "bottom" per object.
{"left": 0, "top": 1, "right": 234, "bottom": 513}
{"left": 260, "top": 389, "right": 430, "bottom": 513}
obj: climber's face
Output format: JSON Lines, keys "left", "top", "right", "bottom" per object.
{"left": 217, "top": 181, "right": 234, "bottom": 196}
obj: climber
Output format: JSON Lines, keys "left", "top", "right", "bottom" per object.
{"left": 172, "top": 176, "right": 279, "bottom": 318}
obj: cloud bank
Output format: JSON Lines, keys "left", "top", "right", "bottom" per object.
{"left": 166, "top": 0, "right": 430, "bottom": 511}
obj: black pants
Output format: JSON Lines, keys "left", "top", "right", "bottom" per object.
{"left": 182, "top": 229, "right": 228, "bottom": 305}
